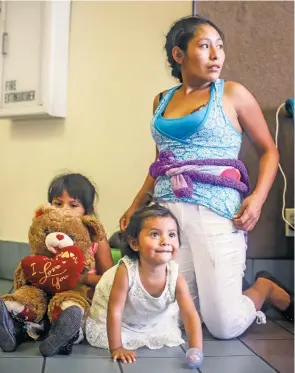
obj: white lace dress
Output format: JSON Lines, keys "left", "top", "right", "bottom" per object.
{"left": 85, "top": 256, "right": 184, "bottom": 350}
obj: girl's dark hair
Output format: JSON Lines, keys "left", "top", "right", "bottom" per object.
{"left": 48, "top": 173, "right": 98, "bottom": 215}
{"left": 165, "top": 15, "right": 224, "bottom": 82}
{"left": 121, "top": 204, "right": 181, "bottom": 259}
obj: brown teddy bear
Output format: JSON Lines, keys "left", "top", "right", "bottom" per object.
{"left": 0, "top": 204, "right": 106, "bottom": 356}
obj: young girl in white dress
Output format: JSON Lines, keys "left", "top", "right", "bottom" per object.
{"left": 86, "top": 204, "right": 203, "bottom": 366}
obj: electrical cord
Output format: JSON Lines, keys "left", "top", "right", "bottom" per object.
{"left": 275, "top": 102, "right": 294, "bottom": 230}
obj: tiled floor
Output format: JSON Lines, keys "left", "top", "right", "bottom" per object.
{"left": 0, "top": 279, "right": 294, "bottom": 373}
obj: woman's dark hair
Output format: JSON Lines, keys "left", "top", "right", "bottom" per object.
{"left": 48, "top": 173, "right": 98, "bottom": 215}
{"left": 165, "top": 15, "right": 224, "bottom": 82}
{"left": 121, "top": 204, "right": 181, "bottom": 259}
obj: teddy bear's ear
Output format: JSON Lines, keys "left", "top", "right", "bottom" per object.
{"left": 81, "top": 216, "right": 106, "bottom": 243}
{"left": 33, "top": 203, "right": 53, "bottom": 219}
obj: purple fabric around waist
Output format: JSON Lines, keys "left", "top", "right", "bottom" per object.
{"left": 149, "top": 150, "right": 249, "bottom": 198}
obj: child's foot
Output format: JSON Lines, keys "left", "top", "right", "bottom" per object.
{"left": 0, "top": 298, "right": 26, "bottom": 352}
{"left": 39, "top": 306, "right": 82, "bottom": 357}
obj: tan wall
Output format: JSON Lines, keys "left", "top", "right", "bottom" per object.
{"left": 1, "top": 1, "right": 293, "bottom": 259}
{"left": 197, "top": 1, "right": 293, "bottom": 110}
{"left": 197, "top": 1, "right": 294, "bottom": 258}
{"left": 0, "top": 1, "right": 191, "bottom": 242}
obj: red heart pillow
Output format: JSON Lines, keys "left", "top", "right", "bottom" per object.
{"left": 21, "top": 246, "right": 85, "bottom": 294}
{"left": 220, "top": 168, "right": 241, "bottom": 181}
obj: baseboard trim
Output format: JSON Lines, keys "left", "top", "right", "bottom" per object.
{"left": 0, "top": 240, "right": 30, "bottom": 280}
{"left": 0, "top": 241, "right": 294, "bottom": 291}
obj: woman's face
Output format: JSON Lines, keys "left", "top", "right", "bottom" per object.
{"left": 178, "top": 24, "right": 225, "bottom": 83}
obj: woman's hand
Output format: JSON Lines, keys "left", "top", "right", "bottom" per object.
{"left": 119, "top": 205, "right": 138, "bottom": 231}
{"left": 226, "top": 82, "right": 279, "bottom": 232}
{"left": 111, "top": 348, "right": 136, "bottom": 363}
{"left": 234, "top": 193, "right": 264, "bottom": 231}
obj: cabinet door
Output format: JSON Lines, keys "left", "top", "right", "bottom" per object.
{"left": 0, "top": 1, "right": 43, "bottom": 110}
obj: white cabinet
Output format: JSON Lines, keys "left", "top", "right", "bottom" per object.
{"left": 0, "top": 1, "right": 71, "bottom": 119}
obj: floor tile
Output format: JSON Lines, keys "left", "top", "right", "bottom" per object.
{"left": 199, "top": 355, "right": 276, "bottom": 373}
{"left": 243, "top": 339, "right": 294, "bottom": 373}
{"left": 184, "top": 340, "right": 254, "bottom": 356}
{"left": 265, "top": 307, "right": 285, "bottom": 320}
{"left": 240, "top": 320, "right": 293, "bottom": 341}
{"left": 119, "top": 358, "right": 190, "bottom": 373}
{"left": 135, "top": 345, "right": 184, "bottom": 358}
{"left": 0, "top": 358, "right": 43, "bottom": 373}
{"left": 274, "top": 320, "right": 294, "bottom": 334}
{"left": 0, "top": 279, "right": 13, "bottom": 295}
{"left": 0, "top": 341, "right": 41, "bottom": 357}
{"left": 70, "top": 342, "right": 110, "bottom": 357}
{"left": 44, "top": 356, "right": 121, "bottom": 373}
{"left": 0, "top": 318, "right": 291, "bottom": 373}
{"left": 182, "top": 325, "right": 216, "bottom": 341}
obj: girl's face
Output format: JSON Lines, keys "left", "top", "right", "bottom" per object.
{"left": 176, "top": 24, "right": 225, "bottom": 83}
{"left": 131, "top": 216, "right": 180, "bottom": 265}
{"left": 51, "top": 190, "right": 85, "bottom": 217}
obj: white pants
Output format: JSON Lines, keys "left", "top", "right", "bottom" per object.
{"left": 162, "top": 202, "right": 264, "bottom": 339}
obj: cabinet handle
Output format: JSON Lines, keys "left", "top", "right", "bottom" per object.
{"left": 2, "top": 32, "right": 8, "bottom": 55}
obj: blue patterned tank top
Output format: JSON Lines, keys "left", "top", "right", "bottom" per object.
{"left": 151, "top": 79, "right": 243, "bottom": 219}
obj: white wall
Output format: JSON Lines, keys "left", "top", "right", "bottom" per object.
{"left": 0, "top": 1, "right": 191, "bottom": 242}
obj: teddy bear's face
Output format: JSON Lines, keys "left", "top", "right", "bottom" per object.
{"left": 28, "top": 206, "right": 105, "bottom": 271}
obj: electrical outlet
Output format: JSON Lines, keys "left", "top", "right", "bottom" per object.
{"left": 285, "top": 208, "right": 294, "bottom": 237}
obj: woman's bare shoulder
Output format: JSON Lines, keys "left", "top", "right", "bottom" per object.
{"left": 224, "top": 81, "right": 256, "bottom": 111}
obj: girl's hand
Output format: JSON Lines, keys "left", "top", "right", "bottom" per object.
{"left": 119, "top": 205, "right": 138, "bottom": 231}
{"left": 234, "top": 193, "right": 264, "bottom": 231}
{"left": 185, "top": 348, "right": 204, "bottom": 369}
{"left": 111, "top": 348, "right": 136, "bottom": 363}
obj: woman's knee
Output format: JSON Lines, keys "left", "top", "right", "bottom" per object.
{"left": 203, "top": 312, "right": 245, "bottom": 340}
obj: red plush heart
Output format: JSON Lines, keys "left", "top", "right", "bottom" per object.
{"left": 220, "top": 168, "right": 241, "bottom": 181}
{"left": 21, "top": 246, "right": 84, "bottom": 294}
